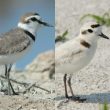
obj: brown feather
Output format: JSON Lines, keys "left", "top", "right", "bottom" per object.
{"left": 80, "top": 39, "right": 91, "bottom": 48}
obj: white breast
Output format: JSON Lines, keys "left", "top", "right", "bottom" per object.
{"left": 55, "top": 41, "right": 97, "bottom": 74}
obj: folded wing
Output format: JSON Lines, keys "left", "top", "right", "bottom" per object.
{"left": 0, "top": 28, "right": 31, "bottom": 55}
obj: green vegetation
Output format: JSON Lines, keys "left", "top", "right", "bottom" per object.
{"left": 80, "top": 13, "right": 110, "bottom": 27}
{"left": 103, "top": 103, "right": 109, "bottom": 110}
{"left": 55, "top": 30, "right": 68, "bottom": 43}
{"left": 99, "top": 103, "right": 109, "bottom": 110}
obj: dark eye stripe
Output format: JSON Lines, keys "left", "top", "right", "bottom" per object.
{"left": 30, "top": 17, "right": 42, "bottom": 24}
{"left": 31, "top": 17, "right": 37, "bottom": 21}
{"left": 91, "top": 24, "right": 100, "bottom": 28}
{"left": 81, "top": 29, "right": 93, "bottom": 34}
{"left": 81, "top": 30, "right": 87, "bottom": 34}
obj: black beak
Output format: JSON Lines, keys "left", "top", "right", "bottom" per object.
{"left": 38, "top": 20, "right": 53, "bottom": 27}
{"left": 99, "top": 33, "right": 109, "bottom": 39}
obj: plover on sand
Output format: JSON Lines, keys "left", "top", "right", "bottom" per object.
{"left": 0, "top": 12, "right": 52, "bottom": 95}
{"left": 55, "top": 22, "right": 109, "bottom": 102}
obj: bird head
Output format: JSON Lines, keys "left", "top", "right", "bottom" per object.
{"left": 18, "top": 12, "right": 53, "bottom": 35}
{"left": 79, "top": 22, "right": 109, "bottom": 44}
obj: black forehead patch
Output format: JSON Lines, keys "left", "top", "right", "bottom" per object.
{"left": 34, "top": 13, "right": 39, "bottom": 15}
{"left": 91, "top": 24, "right": 100, "bottom": 28}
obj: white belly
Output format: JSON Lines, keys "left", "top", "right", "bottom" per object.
{"left": 55, "top": 46, "right": 97, "bottom": 74}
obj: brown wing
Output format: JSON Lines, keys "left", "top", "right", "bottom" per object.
{"left": 0, "top": 28, "right": 31, "bottom": 55}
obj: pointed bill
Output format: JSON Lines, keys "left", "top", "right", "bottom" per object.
{"left": 99, "top": 33, "right": 109, "bottom": 39}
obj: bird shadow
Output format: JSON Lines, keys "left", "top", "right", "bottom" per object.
{"left": 54, "top": 92, "right": 110, "bottom": 104}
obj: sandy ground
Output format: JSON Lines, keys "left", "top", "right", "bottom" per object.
{"left": 0, "top": 51, "right": 55, "bottom": 110}
{"left": 0, "top": 74, "right": 56, "bottom": 110}
{"left": 0, "top": 95, "right": 55, "bottom": 110}
{"left": 1, "top": 0, "right": 110, "bottom": 110}
{"left": 55, "top": 0, "right": 110, "bottom": 110}
{"left": 56, "top": 0, "right": 110, "bottom": 110}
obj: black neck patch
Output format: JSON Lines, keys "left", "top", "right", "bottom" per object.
{"left": 80, "top": 39, "right": 91, "bottom": 48}
{"left": 24, "top": 30, "right": 35, "bottom": 41}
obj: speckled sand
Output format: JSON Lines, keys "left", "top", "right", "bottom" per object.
{"left": 55, "top": 0, "right": 110, "bottom": 110}
{"left": 0, "top": 0, "right": 110, "bottom": 110}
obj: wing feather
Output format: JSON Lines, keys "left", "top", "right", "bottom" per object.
{"left": 0, "top": 28, "right": 31, "bottom": 55}
{"left": 55, "top": 39, "right": 83, "bottom": 66}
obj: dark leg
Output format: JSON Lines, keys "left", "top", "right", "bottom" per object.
{"left": 63, "top": 74, "right": 68, "bottom": 98}
{"left": 68, "top": 76, "right": 74, "bottom": 97}
{"left": 5, "top": 65, "right": 11, "bottom": 95}
{"left": 67, "top": 76, "right": 86, "bottom": 102}
{"left": 5, "top": 64, "right": 18, "bottom": 95}
{"left": 68, "top": 76, "right": 80, "bottom": 99}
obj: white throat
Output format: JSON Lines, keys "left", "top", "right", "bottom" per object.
{"left": 18, "top": 22, "right": 38, "bottom": 36}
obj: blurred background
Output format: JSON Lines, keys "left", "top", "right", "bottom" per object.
{"left": 0, "top": 0, "right": 54, "bottom": 69}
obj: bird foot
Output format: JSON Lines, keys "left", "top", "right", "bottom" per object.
{"left": 12, "top": 91, "right": 19, "bottom": 95}
{"left": 66, "top": 96, "right": 86, "bottom": 102}
{"left": 6, "top": 91, "right": 19, "bottom": 95}
{"left": 6, "top": 89, "right": 19, "bottom": 95}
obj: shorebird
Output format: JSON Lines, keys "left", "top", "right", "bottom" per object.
{"left": 55, "top": 22, "right": 109, "bottom": 102}
{"left": 0, "top": 12, "right": 52, "bottom": 95}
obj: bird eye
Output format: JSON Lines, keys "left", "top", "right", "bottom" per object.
{"left": 88, "top": 29, "right": 93, "bottom": 33}
{"left": 31, "top": 17, "right": 37, "bottom": 22}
